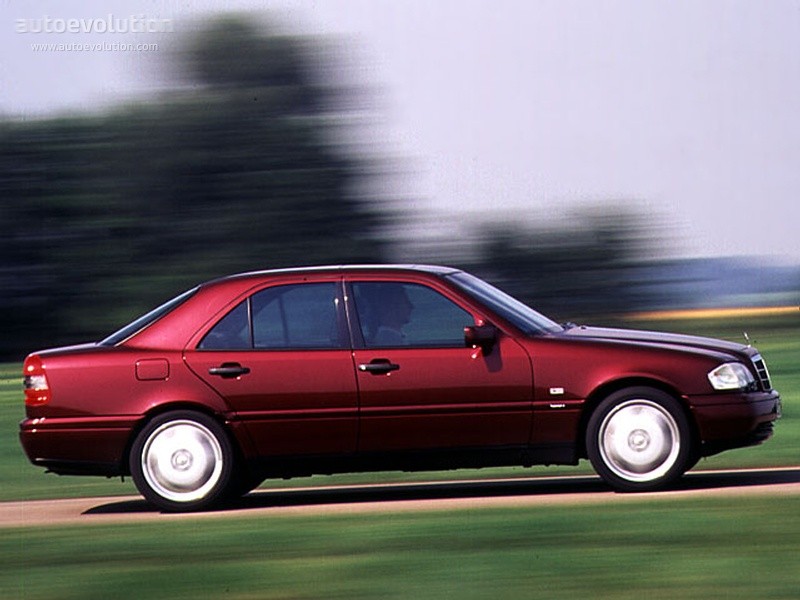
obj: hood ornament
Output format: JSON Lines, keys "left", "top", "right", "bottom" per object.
{"left": 743, "top": 331, "right": 752, "bottom": 347}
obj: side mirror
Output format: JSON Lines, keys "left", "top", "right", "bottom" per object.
{"left": 464, "top": 324, "right": 498, "bottom": 354}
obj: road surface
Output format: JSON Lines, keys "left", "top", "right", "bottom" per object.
{"left": 3, "top": 467, "right": 800, "bottom": 528}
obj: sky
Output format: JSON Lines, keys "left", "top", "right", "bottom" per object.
{"left": 2, "top": 0, "right": 800, "bottom": 262}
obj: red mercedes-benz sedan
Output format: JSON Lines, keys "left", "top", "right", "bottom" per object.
{"left": 20, "top": 265, "right": 781, "bottom": 511}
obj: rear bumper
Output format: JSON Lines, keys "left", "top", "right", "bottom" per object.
{"left": 690, "top": 390, "right": 781, "bottom": 456}
{"left": 19, "top": 416, "right": 137, "bottom": 476}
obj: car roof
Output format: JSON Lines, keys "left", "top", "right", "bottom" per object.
{"left": 207, "top": 264, "right": 462, "bottom": 285}
{"left": 123, "top": 264, "right": 465, "bottom": 349}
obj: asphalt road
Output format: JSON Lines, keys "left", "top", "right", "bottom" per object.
{"left": 3, "top": 467, "right": 800, "bottom": 528}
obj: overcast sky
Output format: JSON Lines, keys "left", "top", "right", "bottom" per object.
{"left": 2, "top": 0, "right": 799, "bottom": 261}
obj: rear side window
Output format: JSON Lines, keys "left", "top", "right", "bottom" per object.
{"left": 252, "top": 283, "right": 344, "bottom": 349}
{"left": 197, "top": 302, "right": 250, "bottom": 350}
{"left": 198, "top": 282, "right": 345, "bottom": 350}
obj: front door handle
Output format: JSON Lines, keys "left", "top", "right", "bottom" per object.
{"left": 209, "top": 362, "right": 251, "bottom": 379}
{"left": 358, "top": 359, "right": 400, "bottom": 375}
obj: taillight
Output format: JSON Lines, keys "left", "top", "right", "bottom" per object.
{"left": 23, "top": 354, "right": 51, "bottom": 406}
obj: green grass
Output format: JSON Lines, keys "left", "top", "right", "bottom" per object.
{"left": 3, "top": 496, "right": 800, "bottom": 599}
{"left": 2, "top": 312, "right": 798, "bottom": 502}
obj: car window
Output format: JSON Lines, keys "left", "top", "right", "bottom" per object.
{"left": 198, "top": 282, "right": 345, "bottom": 350}
{"left": 198, "top": 301, "right": 251, "bottom": 350}
{"left": 352, "top": 282, "right": 474, "bottom": 348}
{"left": 102, "top": 286, "right": 199, "bottom": 346}
{"left": 252, "top": 282, "right": 344, "bottom": 349}
{"left": 446, "top": 271, "right": 562, "bottom": 335}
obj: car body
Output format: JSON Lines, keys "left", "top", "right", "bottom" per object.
{"left": 20, "top": 265, "right": 781, "bottom": 510}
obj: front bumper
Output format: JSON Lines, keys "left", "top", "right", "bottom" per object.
{"left": 690, "top": 389, "right": 781, "bottom": 456}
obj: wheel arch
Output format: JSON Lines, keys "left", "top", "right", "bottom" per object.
{"left": 121, "top": 401, "right": 248, "bottom": 476}
{"left": 576, "top": 377, "right": 701, "bottom": 459}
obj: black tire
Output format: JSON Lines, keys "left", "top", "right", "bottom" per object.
{"left": 130, "top": 410, "right": 235, "bottom": 512}
{"left": 586, "top": 387, "right": 693, "bottom": 492}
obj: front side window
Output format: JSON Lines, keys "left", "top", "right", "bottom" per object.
{"left": 198, "top": 282, "right": 344, "bottom": 350}
{"left": 351, "top": 282, "right": 474, "bottom": 348}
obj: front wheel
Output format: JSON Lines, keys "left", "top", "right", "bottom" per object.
{"left": 586, "top": 387, "right": 693, "bottom": 492}
{"left": 130, "top": 411, "right": 235, "bottom": 511}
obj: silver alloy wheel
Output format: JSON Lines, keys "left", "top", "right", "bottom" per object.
{"left": 597, "top": 399, "right": 681, "bottom": 482}
{"left": 140, "top": 419, "right": 224, "bottom": 503}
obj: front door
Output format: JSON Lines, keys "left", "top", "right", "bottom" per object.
{"left": 348, "top": 278, "right": 533, "bottom": 452}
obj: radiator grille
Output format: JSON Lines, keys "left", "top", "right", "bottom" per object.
{"left": 752, "top": 354, "right": 772, "bottom": 391}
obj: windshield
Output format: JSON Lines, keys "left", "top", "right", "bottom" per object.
{"left": 100, "top": 287, "right": 199, "bottom": 346}
{"left": 446, "top": 272, "right": 562, "bottom": 335}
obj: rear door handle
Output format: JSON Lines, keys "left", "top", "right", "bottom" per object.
{"left": 358, "top": 359, "right": 400, "bottom": 375}
{"left": 209, "top": 362, "right": 251, "bottom": 378}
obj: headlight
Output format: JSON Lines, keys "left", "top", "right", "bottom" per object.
{"left": 707, "top": 362, "right": 755, "bottom": 391}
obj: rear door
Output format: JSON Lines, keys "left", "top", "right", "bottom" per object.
{"left": 347, "top": 276, "right": 534, "bottom": 452}
{"left": 184, "top": 278, "right": 358, "bottom": 457}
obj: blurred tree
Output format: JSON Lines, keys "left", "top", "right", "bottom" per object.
{"left": 0, "top": 15, "right": 387, "bottom": 359}
{"left": 186, "top": 17, "right": 310, "bottom": 95}
{"left": 462, "top": 207, "right": 654, "bottom": 322}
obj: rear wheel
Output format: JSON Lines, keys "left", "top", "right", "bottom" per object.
{"left": 130, "top": 411, "right": 235, "bottom": 511}
{"left": 587, "top": 387, "right": 693, "bottom": 492}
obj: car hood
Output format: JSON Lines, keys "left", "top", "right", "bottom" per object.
{"left": 558, "top": 325, "right": 754, "bottom": 360}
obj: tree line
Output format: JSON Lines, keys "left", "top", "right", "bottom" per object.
{"left": 0, "top": 16, "right": 645, "bottom": 359}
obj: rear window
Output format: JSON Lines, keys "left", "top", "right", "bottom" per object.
{"left": 100, "top": 287, "right": 199, "bottom": 346}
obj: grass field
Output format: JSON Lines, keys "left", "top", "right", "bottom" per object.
{"left": 2, "top": 312, "right": 798, "bottom": 501}
{"left": 3, "top": 495, "right": 800, "bottom": 599}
